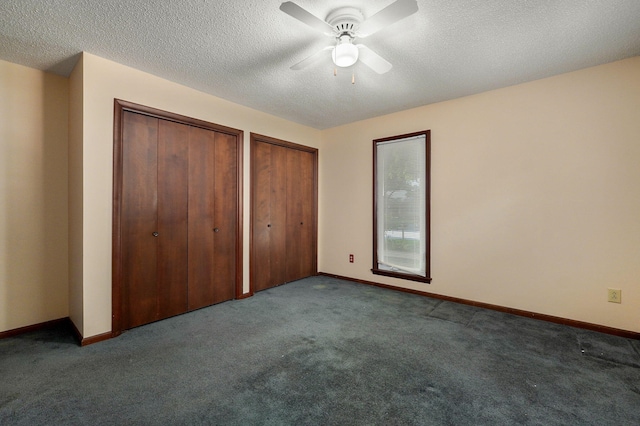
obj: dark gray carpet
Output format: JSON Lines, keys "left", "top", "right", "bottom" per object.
{"left": 1, "top": 276, "right": 639, "bottom": 425}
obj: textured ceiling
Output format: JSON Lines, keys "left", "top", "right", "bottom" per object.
{"left": 1, "top": 0, "right": 639, "bottom": 129}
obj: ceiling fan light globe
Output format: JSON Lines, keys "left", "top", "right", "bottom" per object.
{"left": 332, "top": 43, "right": 359, "bottom": 67}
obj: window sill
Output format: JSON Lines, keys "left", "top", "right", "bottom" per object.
{"left": 371, "top": 268, "right": 432, "bottom": 284}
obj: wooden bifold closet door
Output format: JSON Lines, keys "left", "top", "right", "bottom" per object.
{"left": 250, "top": 133, "right": 318, "bottom": 293}
{"left": 121, "top": 113, "right": 189, "bottom": 328}
{"left": 114, "top": 101, "right": 242, "bottom": 332}
{"left": 187, "top": 127, "right": 238, "bottom": 311}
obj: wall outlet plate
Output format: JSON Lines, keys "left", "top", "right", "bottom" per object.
{"left": 607, "top": 288, "right": 621, "bottom": 303}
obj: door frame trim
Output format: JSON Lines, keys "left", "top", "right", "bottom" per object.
{"left": 249, "top": 133, "right": 319, "bottom": 296}
{"left": 112, "top": 99, "right": 244, "bottom": 336}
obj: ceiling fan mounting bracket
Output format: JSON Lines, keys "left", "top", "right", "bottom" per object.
{"left": 326, "top": 7, "right": 363, "bottom": 37}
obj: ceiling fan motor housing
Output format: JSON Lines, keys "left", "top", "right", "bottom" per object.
{"left": 326, "top": 7, "right": 363, "bottom": 38}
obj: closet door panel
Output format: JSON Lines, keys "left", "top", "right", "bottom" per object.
{"left": 188, "top": 126, "right": 216, "bottom": 310}
{"left": 157, "top": 120, "right": 189, "bottom": 318}
{"left": 212, "top": 132, "right": 238, "bottom": 303}
{"left": 252, "top": 141, "right": 274, "bottom": 292}
{"left": 285, "top": 148, "right": 304, "bottom": 282}
{"left": 122, "top": 112, "right": 159, "bottom": 328}
{"left": 269, "top": 144, "right": 288, "bottom": 287}
{"left": 286, "top": 148, "right": 316, "bottom": 281}
{"left": 298, "top": 149, "right": 317, "bottom": 278}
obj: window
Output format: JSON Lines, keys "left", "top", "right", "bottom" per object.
{"left": 373, "top": 130, "right": 431, "bottom": 283}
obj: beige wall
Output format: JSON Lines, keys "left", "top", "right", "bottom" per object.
{"left": 2, "top": 53, "right": 638, "bottom": 337}
{"left": 320, "top": 57, "right": 640, "bottom": 332}
{"left": 0, "top": 59, "right": 69, "bottom": 332}
{"left": 68, "top": 54, "right": 84, "bottom": 333}
{"left": 73, "top": 53, "right": 321, "bottom": 337}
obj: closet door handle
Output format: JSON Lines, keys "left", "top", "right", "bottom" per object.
{"left": 152, "top": 232, "right": 159, "bottom": 237}
{"left": 267, "top": 224, "right": 271, "bottom": 228}
{"left": 213, "top": 228, "right": 220, "bottom": 233}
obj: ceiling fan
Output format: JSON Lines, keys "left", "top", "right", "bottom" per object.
{"left": 280, "top": 0, "right": 419, "bottom": 74}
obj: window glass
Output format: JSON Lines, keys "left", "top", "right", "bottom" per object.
{"left": 373, "top": 131, "right": 430, "bottom": 283}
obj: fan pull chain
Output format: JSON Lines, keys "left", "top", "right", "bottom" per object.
{"left": 331, "top": 68, "right": 356, "bottom": 85}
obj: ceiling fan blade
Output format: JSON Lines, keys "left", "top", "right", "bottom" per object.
{"left": 357, "top": 0, "right": 419, "bottom": 37}
{"left": 280, "top": 2, "right": 334, "bottom": 35}
{"left": 290, "top": 46, "right": 334, "bottom": 70}
{"left": 356, "top": 45, "right": 393, "bottom": 74}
